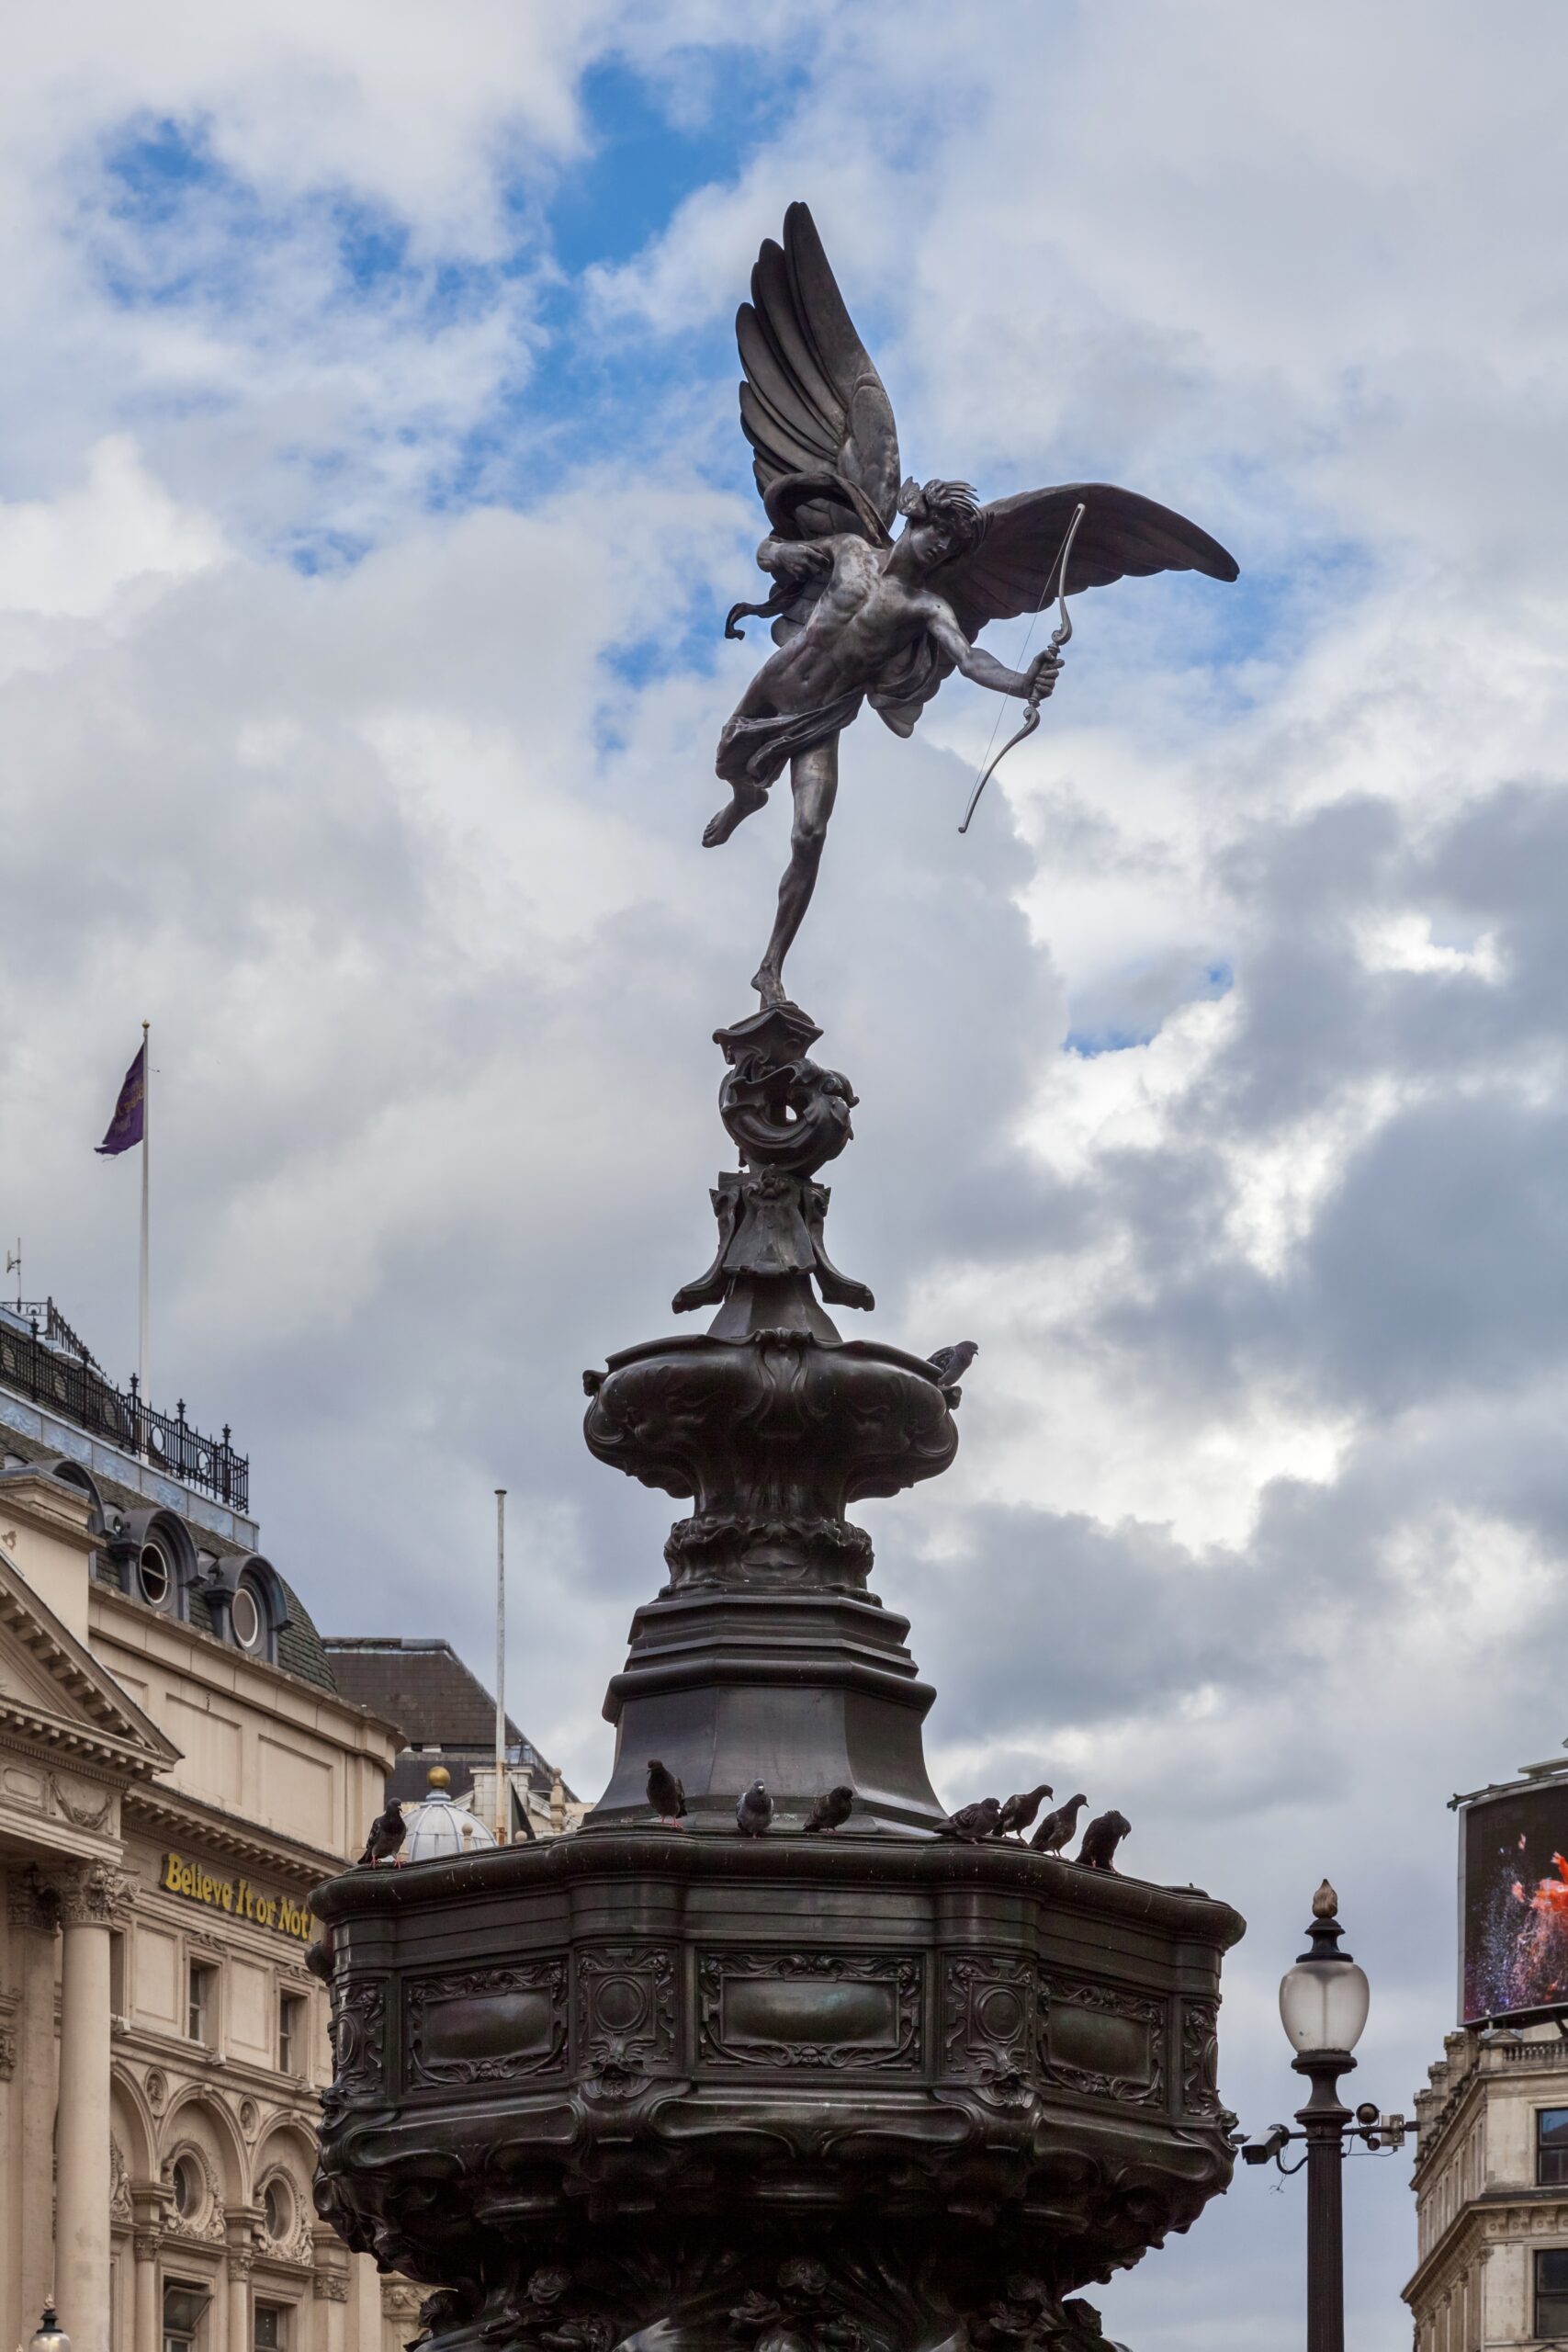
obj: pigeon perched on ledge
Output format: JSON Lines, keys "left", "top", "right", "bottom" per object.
{"left": 737, "top": 1780, "right": 774, "bottom": 1836}
{"left": 1030, "top": 1792, "right": 1089, "bottom": 1855}
{"left": 1077, "top": 1809, "right": 1132, "bottom": 1871}
{"left": 928, "top": 1340, "right": 979, "bottom": 1386}
{"left": 804, "top": 1784, "right": 854, "bottom": 1833}
{"left": 647, "top": 1760, "right": 688, "bottom": 1825}
{"left": 357, "top": 1800, "right": 406, "bottom": 1867}
{"left": 994, "top": 1782, "right": 1054, "bottom": 1840}
{"left": 938, "top": 1796, "right": 1002, "bottom": 1843}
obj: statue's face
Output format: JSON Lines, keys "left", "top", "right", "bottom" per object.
{"left": 900, "top": 515, "right": 955, "bottom": 571}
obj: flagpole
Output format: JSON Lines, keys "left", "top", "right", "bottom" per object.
{"left": 139, "top": 1020, "right": 150, "bottom": 1447}
{"left": 494, "top": 1488, "right": 507, "bottom": 1844}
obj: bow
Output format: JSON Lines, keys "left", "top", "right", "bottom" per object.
{"left": 958, "top": 500, "right": 1087, "bottom": 836}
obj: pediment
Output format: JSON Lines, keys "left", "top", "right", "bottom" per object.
{"left": 0, "top": 1547, "right": 176, "bottom": 1774}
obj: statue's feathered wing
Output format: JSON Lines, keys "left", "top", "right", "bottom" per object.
{"left": 735, "top": 204, "right": 901, "bottom": 640}
{"left": 874, "top": 484, "right": 1240, "bottom": 735}
{"left": 935, "top": 485, "right": 1238, "bottom": 632}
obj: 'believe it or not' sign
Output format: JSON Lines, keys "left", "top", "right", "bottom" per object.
{"left": 160, "top": 1851, "right": 314, "bottom": 1941}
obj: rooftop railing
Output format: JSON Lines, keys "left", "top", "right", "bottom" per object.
{"left": 0, "top": 1301, "right": 248, "bottom": 1513}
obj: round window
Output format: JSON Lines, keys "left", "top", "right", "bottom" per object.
{"left": 138, "top": 1543, "right": 171, "bottom": 1607}
{"left": 171, "top": 2153, "right": 202, "bottom": 2219}
{"left": 263, "top": 2178, "right": 290, "bottom": 2240}
{"left": 231, "top": 1584, "right": 262, "bottom": 1651}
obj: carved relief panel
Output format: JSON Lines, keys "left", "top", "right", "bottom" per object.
{"left": 698, "top": 1951, "right": 921, "bottom": 2071}
{"left": 1037, "top": 1971, "right": 1168, "bottom": 2107}
{"left": 405, "top": 1961, "right": 568, "bottom": 2089}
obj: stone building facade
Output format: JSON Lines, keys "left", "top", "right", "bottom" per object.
{"left": 1406, "top": 2013, "right": 1568, "bottom": 2346}
{"left": 0, "top": 1304, "right": 413, "bottom": 2352}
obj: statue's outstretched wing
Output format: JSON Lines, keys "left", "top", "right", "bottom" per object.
{"left": 933, "top": 482, "right": 1238, "bottom": 639}
{"left": 870, "top": 482, "right": 1238, "bottom": 736}
{"left": 737, "top": 203, "right": 901, "bottom": 545}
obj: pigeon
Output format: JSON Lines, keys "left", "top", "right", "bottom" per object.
{"left": 804, "top": 1784, "right": 854, "bottom": 1834}
{"left": 1077, "top": 1809, "right": 1132, "bottom": 1871}
{"left": 937, "top": 1796, "right": 1002, "bottom": 1843}
{"left": 647, "top": 1760, "right": 688, "bottom": 1825}
{"left": 927, "top": 1340, "right": 979, "bottom": 1386}
{"left": 737, "top": 1780, "right": 774, "bottom": 1836}
{"left": 994, "top": 1782, "right": 1055, "bottom": 1840}
{"left": 357, "top": 1799, "right": 406, "bottom": 1867}
{"left": 1030, "top": 1792, "right": 1089, "bottom": 1855}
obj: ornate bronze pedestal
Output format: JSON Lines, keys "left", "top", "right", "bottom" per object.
{"left": 312, "top": 1005, "right": 1244, "bottom": 2352}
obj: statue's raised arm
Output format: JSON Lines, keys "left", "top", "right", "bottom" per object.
{"left": 708, "top": 204, "right": 1240, "bottom": 1009}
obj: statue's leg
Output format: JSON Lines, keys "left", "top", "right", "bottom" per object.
{"left": 751, "top": 736, "right": 838, "bottom": 1005}
{"left": 702, "top": 777, "right": 768, "bottom": 848}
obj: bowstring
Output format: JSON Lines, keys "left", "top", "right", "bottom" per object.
{"left": 960, "top": 515, "right": 1075, "bottom": 819}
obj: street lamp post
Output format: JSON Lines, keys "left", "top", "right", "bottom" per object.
{"left": 1243, "top": 1883, "right": 1401, "bottom": 2352}
{"left": 1279, "top": 1883, "right": 1370, "bottom": 2352}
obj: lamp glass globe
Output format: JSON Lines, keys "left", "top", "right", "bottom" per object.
{"left": 1279, "top": 1955, "right": 1371, "bottom": 2057}
{"left": 30, "top": 2306, "right": 71, "bottom": 2352}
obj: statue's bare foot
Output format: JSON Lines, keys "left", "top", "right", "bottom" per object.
{"left": 703, "top": 785, "right": 765, "bottom": 848}
{"left": 750, "top": 962, "right": 786, "bottom": 1007}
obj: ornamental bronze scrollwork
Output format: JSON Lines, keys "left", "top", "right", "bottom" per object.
{"left": 578, "top": 1946, "right": 678, "bottom": 2099}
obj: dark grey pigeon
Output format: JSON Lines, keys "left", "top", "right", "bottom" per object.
{"left": 647, "top": 1760, "right": 687, "bottom": 1824}
{"left": 804, "top": 1784, "right": 854, "bottom": 1833}
{"left": 358, "top": 1799, "right": 405, "bottom": 1866}
{"left": 1077, "top": 1809, "right": 1132, "bottom": 1871}
{"left": 1030, "top": 1793, "right": 1089, "bottom": 1855}
{"left": 938, "top": 1796, "right": 1001, "bottom": 1843}
{"left": 994, "top": 1781, "right": 1054, "bottom": 1839}
{"left": 928, "top": 1340, "right": 979, "bottom": 1385}
{"left": 737, "top": 1780, "right": 774, "bottom": 1836}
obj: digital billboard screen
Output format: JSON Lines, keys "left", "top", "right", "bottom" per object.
{"left": 1462, "top": 1781, "right": 1568, "bottom": 2025}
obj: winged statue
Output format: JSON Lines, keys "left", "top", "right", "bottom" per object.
{"left": 708, "top": 203, "right": 1239, "bottom": 1006}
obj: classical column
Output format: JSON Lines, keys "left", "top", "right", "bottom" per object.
{"left": 53, "top": 1862, "right": 122, "bottom": 2352}
{"left": 132, "top": 2225, "right": 160, "bottom": 2352}
{"left": 9, "top": 1869, "right": 60, "bottom": 2331}
{"left": 314, "top": 2261, "right": 350, "bottom": 2352}
{"left": 227, "top": 2249, "right": 252, "bottom": 2352}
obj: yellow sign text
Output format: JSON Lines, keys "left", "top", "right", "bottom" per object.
{"left": 159, "top": 1852, "right": 313, "bottom": 1941}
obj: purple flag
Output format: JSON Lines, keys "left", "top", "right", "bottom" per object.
{"left": 96, "top": 1042, "right": 146, "bottom": 1156}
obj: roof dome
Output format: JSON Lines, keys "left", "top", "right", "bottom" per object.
{"left": 400, "top": 1765, "right": 497, "bottom": 1861}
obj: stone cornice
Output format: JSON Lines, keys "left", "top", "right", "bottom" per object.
{"left": 112, "top": 2020, "right": 326, "bottom": 2106}
{"left": 0, "top": 1472, "right": 98, "bottom": 1549}
{"left": 124, "top": 1781, "right": 348, "bottom": 1886}
{"left": 1404, "top": 2207, "right": 1487, "bottom": 2309}
{"left": 1406, "top": 2189, "right": 1568, "bottom": 2306}
{"left": 0, "top": 1699, "right": 160, "bottom": 1781}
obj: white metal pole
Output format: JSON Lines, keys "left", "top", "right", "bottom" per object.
{"left": 494, "top": 1488, "right": 507, "bottom": 1844}
{"left": 139, "top": 1019, "right": 150, "bottom": 1448}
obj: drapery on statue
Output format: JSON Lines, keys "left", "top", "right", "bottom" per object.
{"left": 711, "top": 203, "right": 1241, "bottom": 1006}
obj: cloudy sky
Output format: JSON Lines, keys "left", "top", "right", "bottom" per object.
{"left": 6, "top": 3, "right": 1568, "bottom": 2341}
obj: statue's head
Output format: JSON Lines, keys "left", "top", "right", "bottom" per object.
{"left": 897, "top": 477, "right": 988, "bottom": 566}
